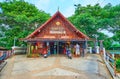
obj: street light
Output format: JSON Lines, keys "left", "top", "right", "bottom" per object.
{"left": 99, "top": 40, "right": 103, "bottom": 50}
{"left": 94, "top": 35, "right": 98, "bottom": 53}
{"left": 95, "top": 35, "right": 98, "bottom": 46}
{"left": 14, "top": 37, "right": 17, "bottom": 46}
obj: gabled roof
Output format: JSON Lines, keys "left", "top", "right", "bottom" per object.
{"left": 25, "top": 11, "right": 89, "bottom": 41}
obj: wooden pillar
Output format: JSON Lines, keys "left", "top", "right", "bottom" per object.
{"left": 99, "top": 40, "right": 104, "bottom": 55}
{"left": 31, "top": 43, "right": 35, "bottom": 55}
{"left": 85, "top": 40, "right": 87, "bottom": 49}
{"left": 54, "top": 42, "right": 57, "bottom": 54}
{"left": 84, "top": 40, "right": 87, "bottom": 55}
{"left": 57, "top": 41, "right": 59, "bottom": 54}
{"left": 27, "top": 43, "right": 29, "bottom": 55}
{"left": 27, "top": 42, "right": 31, "bottom": 56}
{"left": 114, "top": 60, "right": 116, "bottom": 76}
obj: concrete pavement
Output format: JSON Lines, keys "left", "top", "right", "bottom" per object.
{"left": 0, "top": 54, "right": 113, "bottom": 79}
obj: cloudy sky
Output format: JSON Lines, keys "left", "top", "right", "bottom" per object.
{"left": 23, "top": 0, "right": 120, "bottom": 17}
{"left": 0, "top": 0, "right": 120, "bottom": 17}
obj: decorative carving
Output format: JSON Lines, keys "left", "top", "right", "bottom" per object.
{"left": 56, "top": 21, "right": 60, "bottom": 25}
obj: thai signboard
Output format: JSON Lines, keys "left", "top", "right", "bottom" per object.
{"left": 50, "top": 26, "right": 66, "bottom": 34}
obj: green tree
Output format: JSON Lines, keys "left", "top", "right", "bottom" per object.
{"left": 0, "top": 0, "right": 50, "bottom": 49}
{"left": 112, "top": 30, "right": 120, "bottom": 43}
{"left": 68, "top": 3, "right": 120, "bottom": 49}
{"left": 69, "top": 4, "right": 103, "bottom": 38}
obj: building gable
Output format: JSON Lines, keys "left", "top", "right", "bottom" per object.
{"left": 25, "top": 11, "right": 89, "bottom": 41}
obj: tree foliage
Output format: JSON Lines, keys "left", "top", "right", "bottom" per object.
{"left": 0, "top": 1, "right": 120, "bottom": 49}
{"left": 69, "top": 3, "right": 120, "bottom": 49}
{"left": 0, "top": 0, "right": 50, "bottom": 49}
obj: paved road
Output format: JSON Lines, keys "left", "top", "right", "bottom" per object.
{"left": 0, "top": 54, "right": 113, "bottom": 79}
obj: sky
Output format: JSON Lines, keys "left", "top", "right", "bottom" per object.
{"left": 0, "top": 0, "right": 120, "bottom": 17}
{"left": 23, "top": 0, "right": 120, "bottom": 17}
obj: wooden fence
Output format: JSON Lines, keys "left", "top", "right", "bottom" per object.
{"left": 102, "top": 49, "right": 120, "bottom": 79}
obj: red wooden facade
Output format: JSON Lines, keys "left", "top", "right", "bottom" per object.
{"left": 23, "top": 11, "right": 89, "bottom": 57}
{"left": 25, "top": 11, "right": 89, "bottom": 41}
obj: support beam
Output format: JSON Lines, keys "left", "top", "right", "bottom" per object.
{"left": 57, "top": 41, "right": 59, "bottom": 55}
{"left": 27, "top": 43, "right": 31, "bottom": 56}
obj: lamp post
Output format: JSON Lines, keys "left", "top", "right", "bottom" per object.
{"left": 94, "top": 35, "right": 98, "bottom": 53}
{"left": 14, "top": 37, "right": 17, "bottom": 46}
{"left": 99, "top": 40, "right": 103, "bottom": 50}
{"left": 12, "top": 37, "right": 17, "bottom": 55}
{"left": 95, "top": 35, "right": 98, "bottom": 46}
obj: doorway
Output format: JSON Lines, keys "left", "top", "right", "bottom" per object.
{"left": 48, "top": 42, "right": 66, "bottom": 55}
{"left": 49, "top": 42, "right": 57, "bottom": 54}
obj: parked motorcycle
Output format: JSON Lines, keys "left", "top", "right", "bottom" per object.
{"left": 66, "top": 50, "right": 72, "bottom": 59}
{"left": 43, "top": 54, "right": 48, "bottom": 58}
{"left": 43, "top": 48, "right": 48, "bottom": 58}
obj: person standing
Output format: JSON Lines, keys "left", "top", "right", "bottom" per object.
{"left": 75, "top": 44, "right": 80, "bottom": 56}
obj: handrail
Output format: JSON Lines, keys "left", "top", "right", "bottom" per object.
{"left": 105, "top": 50, "right": 116, "bottom": 76}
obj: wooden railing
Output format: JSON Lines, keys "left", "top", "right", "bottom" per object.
{"left": 106, "top": 51, "right": 116, "bottom": 76}
{"left": 0, "top": 50, "right": 13, "bottom": 71}
{"left": 102, "top": 50, "right": 117, "bottom": 78}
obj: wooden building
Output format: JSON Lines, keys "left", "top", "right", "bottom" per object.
{"left": 23, "top": 11, "right": 89, "bottom": 57}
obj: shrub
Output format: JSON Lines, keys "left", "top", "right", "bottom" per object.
{"left": 116, "top": 59, "right": 120, "bottom": 72}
